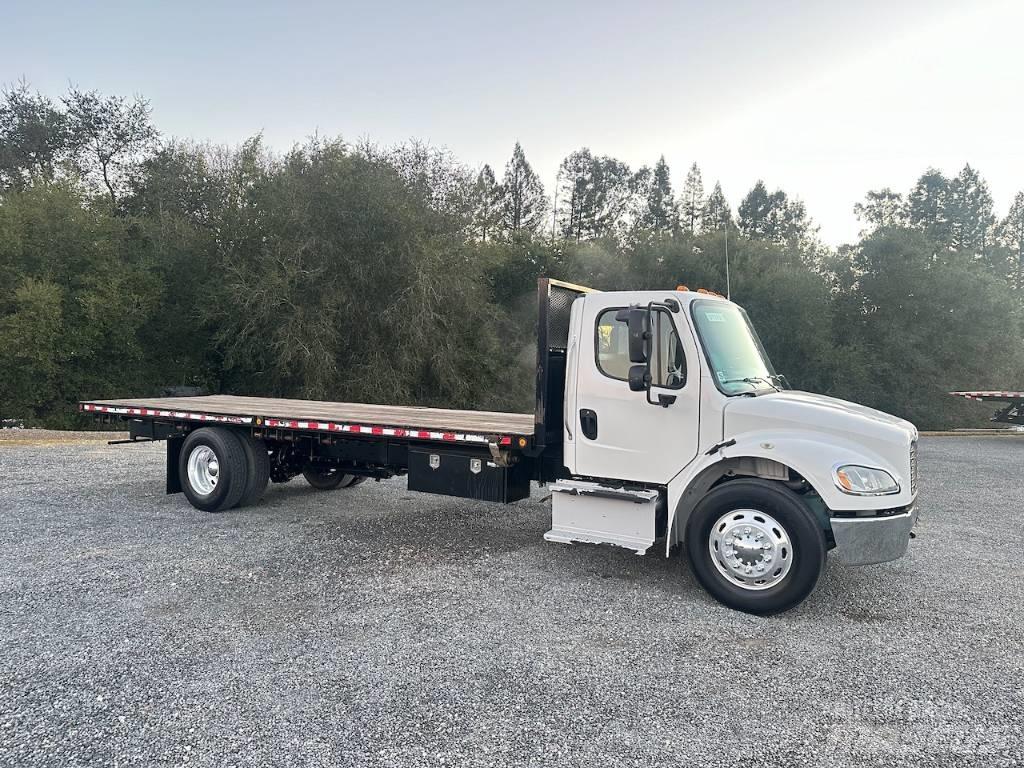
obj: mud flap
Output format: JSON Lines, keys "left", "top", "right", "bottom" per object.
{"left": 166, "top": 436, "right": 183, "bottom": 494}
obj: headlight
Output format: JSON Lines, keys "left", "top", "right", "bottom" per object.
{"left": 833, "top": 465, "right": 900, "bottom": 496}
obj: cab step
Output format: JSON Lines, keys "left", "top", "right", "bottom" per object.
{"left": 545, "top": 479, "right": 662, "bottom": 555}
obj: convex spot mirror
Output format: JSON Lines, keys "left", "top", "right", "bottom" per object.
{"left": 628, "top": 364, "right": 649, "bottom": 392}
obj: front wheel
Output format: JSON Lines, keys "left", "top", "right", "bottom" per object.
{"left": 302, "top": 466, "right": 364, "bottom": 490}
{"left": 685, "top": 479, "right": 826, "bottom": 615}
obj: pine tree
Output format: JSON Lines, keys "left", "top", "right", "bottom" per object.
{"left": 500, "top": 142, "right": 547, "bottom": 235}
{"left": 772, "top": 197, "right": 815, "bottom": 247}
{"left": 591, "top": 155, "right": 633, "bottom": 238}
{"left": 853, "top": 188, "right": 907, "bottom": 233}
{"left": 737, "top": 180, "right": 772, "bottom": 239}
{"left": 738, "top": 180, "right": 815, "bottom": 246}
{"left": 471, "top": 164, "right": 501, "bottom": 242}
{"left": 557, "top": 148, "right": 593, "bottom": 242}
{"left": 556, "top": 148, "right": 633, "bottom": 241}
{"left": 947, "top": 164, "right": 995, "bottom": 255}
{"left": 907, "top": 168, "right": 950, "bottom": 246}
{"left": 999, "top": 191, "right": 1024, "bottom": 290}
{"left": 635, "top": 155, "right": 675, "bottom": 233}
{"left": 701, "top": 181, "right": 732, "bottom": 231}
{"left": 679, "top": 162, "right": 704, "bottom": 234}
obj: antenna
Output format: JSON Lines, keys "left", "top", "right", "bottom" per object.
{"left": 724, "top": 223, "right": 731, "bottom": 300}
{"left": 551, "top": 169, "right": 560, "bottom": 244}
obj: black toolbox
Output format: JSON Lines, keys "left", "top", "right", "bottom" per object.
{"left": 407, "top": 448, "right": 531, "bottom": 503}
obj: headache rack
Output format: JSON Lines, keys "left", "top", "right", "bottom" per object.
{"left": 533, "top": 278, "right": 596, "bottom": 479}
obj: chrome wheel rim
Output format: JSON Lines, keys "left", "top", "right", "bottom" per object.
{"left": 709, "top": 508, "right": 793, "bottom": 591}
{"left": 187, "top": 445, "right": 219, "bottom": 496}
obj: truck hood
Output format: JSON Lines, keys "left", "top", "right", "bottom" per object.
{"left": 723, "top": 390, "right": 917, "bottom": 459}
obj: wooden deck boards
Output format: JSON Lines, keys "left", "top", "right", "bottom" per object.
{"left": 87, "top": 395, "right": 536, "bottom": 436}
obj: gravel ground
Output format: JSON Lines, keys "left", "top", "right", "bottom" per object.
{"left": 0, "top": 430, "right": 126, "bottom": 445}
{"left": 0, "top": 434, "right": 1021, "bottom": 767}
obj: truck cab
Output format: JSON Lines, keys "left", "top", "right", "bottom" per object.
{"left": 544, "top": 284, "right": 919, "bottom": 614}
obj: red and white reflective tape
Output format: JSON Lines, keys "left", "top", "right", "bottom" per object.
{"left": 80, "top": 403, "right": 251, "bottom": 424}
{"left": 261, "top": 417, "right": 514, "bottom": 446}
{"left": 951, "top": 390, "right": 1024, "bottom": 401}
{"left": 80, "top": 403, "right": 516, "bottom": 446}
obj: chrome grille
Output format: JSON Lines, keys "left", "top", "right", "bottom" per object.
{"left": 909, "top": 440, "right": 918, "bottom": 496}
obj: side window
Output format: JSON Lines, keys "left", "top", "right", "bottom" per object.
{"left": 595, "top": 308, "right": 686, "bottom": 388}
{"left": 595, "top": 309, "right": 632, "bottom": 380}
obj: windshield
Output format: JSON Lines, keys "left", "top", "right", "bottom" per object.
{"left": 691, "top": 300, "right": 778, "bottom": 395}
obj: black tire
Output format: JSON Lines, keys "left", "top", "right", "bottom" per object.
{"left": 302, "top": 466, "right": 362, "bottom": 490}
{"left": 179, "top": 427, "right": 249, "bottom": 512}
{"left": 685, "top": 479, "right": 826, "bottom": 616}
{"left": 234, "top": 435, "right": 271, "bottom": 508}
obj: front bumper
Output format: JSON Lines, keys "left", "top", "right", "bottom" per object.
{"left": 830, "top": 503, "right": 918, "bottom": 565}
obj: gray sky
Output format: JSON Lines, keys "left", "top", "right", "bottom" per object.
{"left": 5, "top": 0, "right": 1022, "bottom": 244}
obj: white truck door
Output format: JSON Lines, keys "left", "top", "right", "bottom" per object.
{"left": 571, "top": 293, "right": 701, "bottom": 484}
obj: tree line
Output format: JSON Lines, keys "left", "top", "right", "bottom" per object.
{"left": 2, "top": 82, "right": 1023, "bottom": 430}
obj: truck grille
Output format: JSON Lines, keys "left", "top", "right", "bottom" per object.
{"left": 909, "top": 440, "right": 918, "bottom": 496}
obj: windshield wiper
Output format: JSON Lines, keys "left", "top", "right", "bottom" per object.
{"left": 720, "top": 376, "right": 780, "bottom": 394}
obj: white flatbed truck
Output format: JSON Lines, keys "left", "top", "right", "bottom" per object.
{"left": 85, "top": 279, "right": 920, "bottom": 614}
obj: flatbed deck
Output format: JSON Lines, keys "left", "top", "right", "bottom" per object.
{"left": 951, "top": 390, "right": 1024, "bottom": 426}
{"left": 81, "top": 395, "right": 535, "bottom": 444}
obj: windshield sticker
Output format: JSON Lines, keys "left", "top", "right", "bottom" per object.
{"left": 705, "top": 312, "right": 725, "bottom": 322}
{"left": 717, "top": 371, "right": 727, "bottom": 382}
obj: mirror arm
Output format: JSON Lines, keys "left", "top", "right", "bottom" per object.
{"left": 646, "top": 388, "right": 676, "bottom": 408}
{"left": 644, "top": 301, "right": 677, "bottom": 407}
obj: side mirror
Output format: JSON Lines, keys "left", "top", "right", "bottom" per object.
{"left": 628, "top": 364, "right": 649, "bottom": 392}
{"left": 615, "top": 307, "right": 649, "bottom": 363}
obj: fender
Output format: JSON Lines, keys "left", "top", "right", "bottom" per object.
{"left": 664, "top": 429, "right": 912, "bottom": 554}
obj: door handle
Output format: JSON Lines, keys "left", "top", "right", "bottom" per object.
{"left": 580, "top": 409, "right": 598, "bottom": 440}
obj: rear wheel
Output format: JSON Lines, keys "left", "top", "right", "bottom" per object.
{"left": 180, "top": 428, "right": 248, "bottom": 512}
{"left": 302, "top": 466, "right": 364, "bottom": 490}
{"left": 685, "top": 479, "right": 826, "bottom": 615}
{"left": 234, "top": 435, "right": 271, "bottom": 508}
